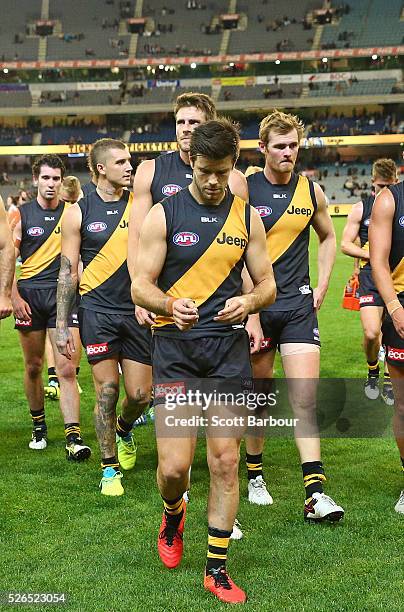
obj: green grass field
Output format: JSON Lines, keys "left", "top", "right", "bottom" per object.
{"left": 1, "top": 218, "right": 403, "bottom": 612}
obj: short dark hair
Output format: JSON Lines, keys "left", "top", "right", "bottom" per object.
{"left": 174, "top": 92, "right": 216, "bottom": 121}
{"left": 189, "top": 117, "right": 240, "bottom": 164}
{"left": 32, "top": 154, "right": 65, "bottom": 179}
{"left": 88, "top": 138, "right": 128, "bottom": 178}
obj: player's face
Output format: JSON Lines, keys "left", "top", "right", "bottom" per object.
{"left": 35, "top": 165, "right": 62, "bottom": 201}
{"left": 372, "top": 175, "right": 395, "bottom": 195}
{"left": 99, "top": 147, "right": 133, "bottom": 187}
{"left": 260, "top": 129, "right": 299, "bottom": 176}
{"left": 175, "top": 106, "right": 207, "bottom": 153}
{"left": 190, "top": 154, "right": 234, "bottom": 205}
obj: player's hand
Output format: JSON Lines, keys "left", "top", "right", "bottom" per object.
{"left": 172, "top": 298, "right": 199, "bottom": 331}
{"left": 214, "top": 296, "right": 251, "bottom": 324}
{"left": 391, "top": 307, "right": 404, "bottom": 340}
{"left": 313, "top": 286, "right": 327, "bottom": 311}
{"left": 12, "top": 293, "right": 32, "bottom": 321}
{"left": 135, "top": 305, "right": 156, "bottom": 327}
{"left": 0, "top": 294, "right": 13, "bottom": 319}
{"left": 55, "top": 324, "right": 76, "bottom": 359}
{"left": 246, "top": 313, "right": 263, "bottom": 354}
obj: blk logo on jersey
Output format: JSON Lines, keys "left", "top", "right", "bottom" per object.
{"left": 86, "top": 342, "right": 109, "bottom": 356}
{"left": 45, "top": 216, "right": 55, "bottom": 221}
{"left": 273, "top": 193, "right": 287, "bottom": 199}
{"left": 107, "top": 210, "right": 119, "bottom": 215}
{"left": 27, "top": 227, "right": 44, "bottom": 237}
{"left": 162, "top": 184, "right": 182, "bottom": 197}
{"left": 217, "top": 232, "right": 247, "bottom": 249}
{"left": 173, "top": 232, "right": 199, "bottom": 246}
{"left": 287, "top": 205, "right": 311, "bottom": 217}
{"left": 399, "top": 216, "right": 404, "bottom": 227}
{"left": 87, "top": 222, "right": 107, "bottom": 233}
{"left": 256, "top": 206, "right": 272, "bottom": 217}
{"left": 201, "top": 216, "right": 218, "bottom": 223}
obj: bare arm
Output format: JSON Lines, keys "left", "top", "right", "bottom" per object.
{"left": 311, "top": 182, "right": 336, "bottom": 310}
{"left": 340, "top": 201, "right": 369, "bottom": 260}
{"left": 229, "top": 168, "right": 249, "bottom": 201}
{"left": 127, "top": 158, "right": 155, "bottom": 281}
{"left": 369, "top": 188, "right": 404, "bottom": 338}
{"left": 56, "top": 204, "right": 82, "bottom": 358}
{"left": 215, "top": 207, "right": 276, "bottom": 323}
{"left": 0, "top": 196, "right": 14, "bottom": 318}
{"left": 242, "top": 265, "right": 263, "bottom": 354}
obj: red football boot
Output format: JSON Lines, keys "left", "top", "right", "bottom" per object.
{"left": 157, "top": 504, "right": 186, "bottom": 569}
{"left": 204, "top": 566, "right": 247, "bottom": 604}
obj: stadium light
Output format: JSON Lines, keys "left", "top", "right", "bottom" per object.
{"left": 159, "top": 64, "right": 164, "bottom": 70}
{"left": 3, "top": 68, "right": 8, "bottom": 74}
{"left": 147, "top": 65, "right": 151, "bottom": 71}
{"left": 190, "top": 62, "right": 197, "bottom": 69}
{"left": 275, "top": 59, "right": 280, "bottom": 65}
{"left": 322, "top": 57, "right": 328, "bottom": 63}
{"left": 229, "top": 62, "right": 235, "bottom": 67}
{"left": 371, "top": 54, "right": 378, "bottom": 60}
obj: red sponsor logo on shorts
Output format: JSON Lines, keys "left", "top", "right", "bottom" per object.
{"left": 86, "top": 342, "right": 109, "bottom": 356}
{"left": 360, "top": 295, "right": 374, "bottom": 304}
{"left": 154, "top": 381, "right": 186, "bottom": 398}
{"left": 260, "top": 337, "right": 272, "bottom": 351}
{"left": 387, "top": 347, "right": 404, "bottom": 362}
{"left": 15, "top": 318, "right": 32, "bottom": 327}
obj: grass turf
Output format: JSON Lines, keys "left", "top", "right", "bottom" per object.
{"left": 1, "top": 217, "right": 403, "bottom": 611}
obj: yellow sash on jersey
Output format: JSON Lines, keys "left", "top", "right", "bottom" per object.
{"left": 360, "top": 241, "right": 369, "bottom": 268}
{"left": 80, "top": 194, "right": 133, "bottom": 295}
{"left": 267, "top": 175, "right": 314, "bottom": 264}
{"left": 155, "top": 196, "right": 248, "bottom": 328}
{"left": 19, "top": 207, "right": 65, "bottom": 281}
{"left": 392, "top": 257, "right": 404, "bottom": 294}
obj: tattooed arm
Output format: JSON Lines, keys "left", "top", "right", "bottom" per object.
{"left": 56, "top": 204, "right": 82, "bottom": 359}
{"left": 0, "top": 196, "right": 14, "bottom": 319}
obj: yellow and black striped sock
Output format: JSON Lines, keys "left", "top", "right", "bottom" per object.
{"left": 116, "top": 415, "right": 133, "bottom": 439}
{"left": 383, "top": 371, "right": 391, "bottom": 388}
{"left": 30, "top": 408, "right": 46, "bottom": 428}
{"left": 64, "top": 423, "right": 81, "bottom": 443}
{"left": 302, "top": 461, "right": 326, "bottom": 503}
{"left": 162, "top": 495, "right": 184, "bottom": 527}
{"left": 47, "top": 367, "right": 59, "bottom": 386}
{"left": 246, "top": 452, "right": 263, "bottom": 480}
{"left": 367, "top": 359, "right": 379, "bottom": 378}
{"left": 101, "top": 457, "right": 119, "bottom": 471}
{"left": 206, "top": 526, "right": 231, "bottom": 574}
{"left": 401, "top": 457, "right": 404, "bottom": 472}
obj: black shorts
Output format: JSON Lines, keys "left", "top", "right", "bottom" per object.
{"left": 79, "top": 308, "right": 152, "bottom": 365}
{"left": 359, "top": 270, "right": 384, "bottom": 308}
{"left": 382, "top": 313, "right": 404, "bottom": 367}
{"left": 15, "top": 286, "right": 79, "bottom": 332}
{"left": 152, "top": 332, "right": 252, "bottom": 405}
{"left": 258, "top": 306, "right": 321, "bottom": 352}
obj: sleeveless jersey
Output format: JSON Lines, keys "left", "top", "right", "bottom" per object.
{"left": 358, "top": 193, "right": 375, "bottom": 270}
{"left": 78, "top": 190, "right": 134, "bottom": 314}
{"left": 81, "top": 181, "right": 97, "bottom": 198}
{"left": 151, "top": 151, "right": 193, "bottom": 204}
{"left": 153, "top": 188, "right": 250, "bottom": 338}
{"left": 247, "top": 172, "right": 317, "bottom": 311}
{"left": 388, "top": 181, "right": 404, "bottom": 301}
{"left": 18, "top": 199, "right": 67, "bottom": 289}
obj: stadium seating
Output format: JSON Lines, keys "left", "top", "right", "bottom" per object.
{"left": 307, "top": 79, "right": 397, "bottom": 98}
{"left": 0, "top": 0, "right": 40, "bottom": 61}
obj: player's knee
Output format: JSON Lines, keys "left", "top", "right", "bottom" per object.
{"left": 25, "top": 357, "right": 43, "bottom": 379}
{"left": 126, "top": 387, "right": 151, "bottom": 410}
{"left": 159, "top": 458, "right": 190, "bottom": 483}
{"left": 208, "top": 448, "right": 239, "bottom": 480}
{"left": 56, "top": 361, "right": 76, "bottom": 382}
{"left": 97, "top": 382, "right": 120, "bottom": 411}
{"left": 363, "top": 327, "right": 380, "bottom": 343}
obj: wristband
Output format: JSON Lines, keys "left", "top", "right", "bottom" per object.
{"left": 166, "top": 297, "right": 176, "bottom": 315}
{"left": 387, "top": 298, "right": 402, "bottom": 316}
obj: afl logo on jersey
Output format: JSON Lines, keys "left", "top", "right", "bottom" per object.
{"left": 173, "top": 232, "right": 199, "bottom": 246}
{"left": 256, "top": 206, "right": 272, "bottom": 218}
{"left": 399, "top": 216, "right": 404, "bottom": 227}
{"left": 364, "top": 218, "right": 370, "bottom": 226}
{"left": 27, "top": 227, "right": 44, "bottom": 237}
{"left": 87, "top": 222, "right": 107, "bottom": 233}
{"left": 162, "top": 184, "right": 182, "bottom": 197}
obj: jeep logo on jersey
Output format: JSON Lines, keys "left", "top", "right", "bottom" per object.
{"left": 287, "top": 205, "right": 311, "bottom": 216}
{"left": 399, "top": 216, "right": 404, "bottom": 227}
{"left": 217, "top": 232, "right": 247, "bottom": 249}
{"left": 256, "top": 206, "right": 272, "bottom": 217}
{"left": 173, "top": 232, "right": 199, "bottom": 246}
{"left": 27, "top": 226, "right": 44, "bottom": 237}
{"left": 162, "top": 184, "right": 182, "bottom": 197}
{"left": 87, "top": 222, "right": 107, "bottom": 233}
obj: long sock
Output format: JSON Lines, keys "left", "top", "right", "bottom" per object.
{"left": 101, "top": 456, "right": 119, "bottom": 471}
{"left": 367, "top": 359, "right": 379, "bottom": 378}
{"left": 116, "top": 415, "right": 133, "bottom": 439}
{"left": 302, "top": 461, "right": 326, "bottom": 503}
{"left": 64, "top": 423, "right": 81, "bottom": 443}
{"left": 30, "top": 408, "right": 46, "bottom": 429}
{"left": 162, "top": 495, "right": 184, "bottom": 528}
{"left": 76, "top": 366, "right": 80, "bottom": 377}
{"left": 246, "top": 452, "right": 263, "bottom": 480}
{"left": 47, "top": 367, "right": 59, "bottom": 386}
{"left": 206, "top": 526, "right": 231, "bottom": 574}
{"left": 401, "top": 457, "right": 404, "bottom": 473}
{"left": 383, "top": 371, "right": 392, "bottom": 388}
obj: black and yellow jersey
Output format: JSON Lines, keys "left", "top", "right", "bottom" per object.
{"left": 154, "top": 188, "right": 250, "bottom": 338}
{"left": 358, "top": 193, "right": 375, "bottom": 270}
{"left": 78, "top": 190, "right": 133, "bottom": 314}
{"left": 151, "top": 151, "right": 193, "bottom": 205}
{"left": 81, "top": 181, "right": 97, "bottom": 198}
{"left": 18, "top": 199, "right": 66, "bottom": 289}
{"left": 388, "top": 181, "right": 404, "bottom": 301}
{"left": 247, "top": 171, "right": 317, "bottom": 311}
